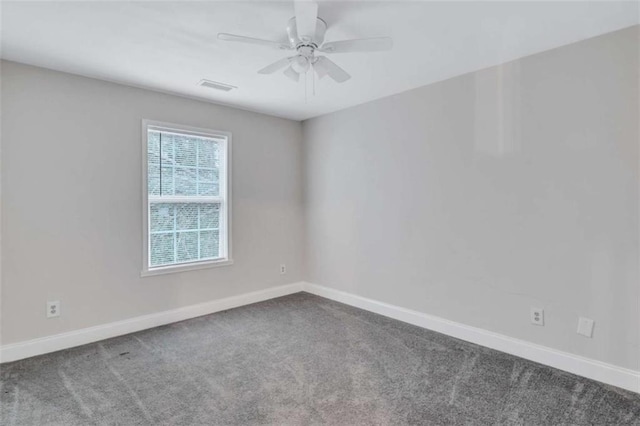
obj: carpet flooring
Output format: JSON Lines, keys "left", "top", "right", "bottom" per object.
{"left": 1, "top": 292, "right": 639, "bottom": 425}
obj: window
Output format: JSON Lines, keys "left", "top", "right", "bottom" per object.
{"left": 142, "top": 120, "right": 231, "bottom": 276}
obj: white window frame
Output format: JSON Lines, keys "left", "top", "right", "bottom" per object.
{"left": 141, "top": 119, "right": 232, "bottom": 277}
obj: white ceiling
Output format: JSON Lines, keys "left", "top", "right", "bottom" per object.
{"left": 1, "top": 1, "right": 637, "bottom": 121}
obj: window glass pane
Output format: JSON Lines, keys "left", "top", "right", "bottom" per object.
{"left": 175, "top": 167, "right": 197, "bottom": 195}
{"left": 147, "top": 125, "right": 226, "bottom": 270}
{"left": 149, "top": 202, "right": 220, "bottom": 266}
{"left": 148, "top": 130, "right": 220, "bottom": 197}
{"left": 200, "top": 230, "right": 220, "bottom": 259}
{"left": 148, "top": 132, "right": 160, "bottom": 196}
{"left": 176, "top": 231, "right": 199, "bottom": 262}
{"left": 175, "top": 136, "right": 197, "bottom": 167}
{"left": 148, "top": 163, "right": 160, "bottom": 196}
{"left": 198, "top": 139, "right": 218, "bottom": 168}
{"left": 200, "top": 204, "right": 220, "bottom": 229}
{"left": 161, "top": 133, "right": 175, "bottom": 165}
{"left": 150, "top": 233, "right": 174, "bottom": 266}
{"left": 198, "top": 182, "right": 218, "bottom": 196}
{"left": 150, "top": 203, "right": 175, "bottom": 232}
{"left": 160, "top": 166, "right": 174, "bottom": 196}
{"left": 176, "top": 203, "right": 198, "bottom": 230}
{"left": 198, "top": 168, "right": 215, "bottom": 182}
{"left": 148, "top": 131, "right": 160, "bottom": 164}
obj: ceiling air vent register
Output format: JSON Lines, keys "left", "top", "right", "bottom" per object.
{"left": 198, "top": 79, "right": 237, "bottom": 92}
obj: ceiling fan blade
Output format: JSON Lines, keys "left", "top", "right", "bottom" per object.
{"left": 283, "top": 66, "right": 300, "bottom": 82}
{"left": 258, "top": 56, "right": 296, "bottom": 74}
{"left": 314, "top": 56, "right": 350, "bottom": 83}
{"left": 217, "top": 33, "right": 291, "bottom": 50}
{"left": 319, "top": 37, "right": 393, "bottom": 53}
{"left": 294, "top": 1, "right": 318, "bottom": 42}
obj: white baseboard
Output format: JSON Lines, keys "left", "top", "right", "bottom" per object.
{"left": 302, "top": 282, "right": 640, "bottom": 394}
{"left": 3, "top": 281, "right": 638, "bottom": 394}
{"left": 0, "top": 282, "right": 304, "bottom": 363}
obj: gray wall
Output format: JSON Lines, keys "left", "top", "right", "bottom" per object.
{"left": 1, "top": 61, "right": 304, "bottom": 344}
{"left": 2, "top": 26, "right": 638, "bottom": 372}
{"left": 303, "top": 26, "right": 639, "bottom": 370}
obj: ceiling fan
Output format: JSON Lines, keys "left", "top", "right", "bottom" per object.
{"left": 217, "top": 1, "right": 393, "bottom": 84}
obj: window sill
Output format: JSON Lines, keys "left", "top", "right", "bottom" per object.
{"left": 141, "top": 258, "right": 234, "bottom": 277}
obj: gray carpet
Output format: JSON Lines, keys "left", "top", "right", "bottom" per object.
{"left": 1, "top": 292, "right": 639, "bottom": 425}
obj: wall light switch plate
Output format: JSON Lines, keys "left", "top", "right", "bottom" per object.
{"left": 577, "top": 317, "right": 594, "bottom": 338}
{"left": 530, "top": 307, "right": 544, "bottom": 326}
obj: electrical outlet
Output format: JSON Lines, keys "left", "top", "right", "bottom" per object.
{"left": 47, "top": 301, "right": 60, "bottom": 318}
{"left": 577, "top": 317, "right": 594, "bottom": 338}
{"left": 530, "top": 307, "right": 544, "bottom": 326}
{"left": 280, "top": 264, "right": 286, "bottom": 275}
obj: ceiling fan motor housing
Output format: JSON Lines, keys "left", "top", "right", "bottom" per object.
{"left": 287, "top": 17, "right": 327, "bottom": 48}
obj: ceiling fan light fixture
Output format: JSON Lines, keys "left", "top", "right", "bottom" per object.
{"left": 291, "top": 56, "right": 310, "bottom": 74}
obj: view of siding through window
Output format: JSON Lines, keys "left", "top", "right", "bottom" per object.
{"left": 147, "top": 129, "right": 221, "bottom": 267}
